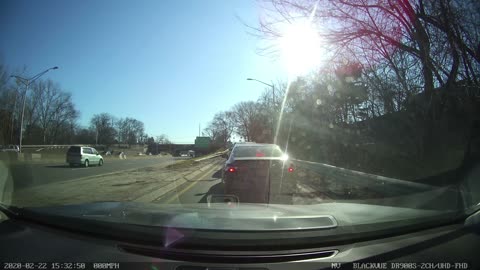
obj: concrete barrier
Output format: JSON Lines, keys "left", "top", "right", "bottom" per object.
{"left": 0, "top": 152, "right": 18, "bottom": 162}
{"left": 16, "top": 153, "right": 42, "bottom": 161}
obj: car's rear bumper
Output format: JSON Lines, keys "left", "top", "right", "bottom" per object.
{"left": 224, "top": 175, "right": 297, "bottom": 204}
{"left": 66, "top": 157, "right": 84, "bottom": 164}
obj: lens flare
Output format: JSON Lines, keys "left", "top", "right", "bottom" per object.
{"left": 279, "top": 22, "right": 324, "bottom": 76}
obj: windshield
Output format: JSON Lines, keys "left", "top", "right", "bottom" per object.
{"left": 67, "top": 146, "right": 80, "bottom": 154}
{"left": 233, "top": 145, "right": 283, "bottom": 158}
{"left": 0, "top": 0, "right": 479, "bottom": 236}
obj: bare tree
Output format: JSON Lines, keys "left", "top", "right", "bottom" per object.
{"left": 116, "top": 117, "right": 145, "bottom": 145}
{"left": 156, "top": 134, "right": 172, "bottom": 144}
{"left": 0, "top": 63, "right": 9, "bottom": 91}
{"left": 255, "top": 0, "right": 480, "bottom": 114}
{"left": 90, "top": 113, "right": 117, "bottom": 146}
{"left": 230, "top": 101, "right": 270, "bottom": 142}
{"left": 204, "top": 111, "right": 235, "bottom": 147}
{"left": 74, "top": 126, "right": 96, "bottom": 144}
{"left": 24, "top": 79, "right": 78, "bottom": 144}
{"left": 0, "top": 63, "right": 20, "bottom": 144}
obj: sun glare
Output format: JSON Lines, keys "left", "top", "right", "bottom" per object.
{"left": 279, "top": 21, "right": 325, "bottom": 77}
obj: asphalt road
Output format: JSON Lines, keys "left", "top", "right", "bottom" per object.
{"left": 155, "top": 164, "right": 299, "bottom": 205}
{"left": 10, "top": 156, "right": 185, "bottom": 189}
{"left": 156, "top": 166, "right": 224, "bottom": 204}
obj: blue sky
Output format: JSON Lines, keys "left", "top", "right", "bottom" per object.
{"left": 0, "top": 0, "right": 287, "bottom": 143}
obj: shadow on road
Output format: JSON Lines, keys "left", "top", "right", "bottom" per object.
{"left": 9, "top": 164, "right": 35, "bottom": 190}
{"left": 45, "top": 165, "right": 72, "bottom": 169}
{"left": 212, "top": 169, "right": 222, "bottom": 179}
{"left": 186, "top": 169, "right": 223, "bottom": 182}
{"left": 189, "top": 179, "right": 218, "bottom": 182}
{"left": 198, "top": 182, "right": 225, "bottom": 203}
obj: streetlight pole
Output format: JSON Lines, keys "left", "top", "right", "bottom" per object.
{"left": 247, "top": 78, "right": 275, "bottom": 142}
{"left": 10, "top": 88, "right": 20, "bottom": 143}
{"left": 10, "top": 66, "right": 59, "bottom": 153}
{"left": 247, "top": 78, "right": 275, "bottom": 106}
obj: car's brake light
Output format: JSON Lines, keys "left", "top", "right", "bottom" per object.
{"left": 288, "top": 166, "right": 294, "bottom": 172}
{"left": 227, "top": 167, "right": 236, "bottom": 173}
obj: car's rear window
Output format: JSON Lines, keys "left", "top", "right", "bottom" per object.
{"left": 67, "top": 146, "right": 81, "bottom": 154}
{"left": 233, "top": 145, "right": 283, "bottom": 158}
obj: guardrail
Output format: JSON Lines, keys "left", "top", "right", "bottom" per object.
{"left": 293, "top": 159, "right": 433, "bottom": 196}
{"left": 21, "top": 145, "right": 97, "bottom": 148}
{"left": 194, "top": 150, "right": 229, "bottom": 162}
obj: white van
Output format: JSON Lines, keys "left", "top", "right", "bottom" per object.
{"left": 66, "top": 146, "right": 104, "bottom": 167}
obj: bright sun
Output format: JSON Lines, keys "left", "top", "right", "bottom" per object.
{"left": 279, "top": 21, "right": 325, "bottom": 76}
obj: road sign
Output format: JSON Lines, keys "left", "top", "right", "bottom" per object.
{"left": 195, "top": 136, "right": 211, "bottom": 149}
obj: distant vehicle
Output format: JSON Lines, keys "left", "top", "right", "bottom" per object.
{"left": 1, "top": 145, "right": 20, "bottom": 153}
{"left": 188, "top": 150, "right": 195, "bottom": 157}
{"left": 180, "top": 152, "right": 189, "bottom": 157}
{"left": 222, "top": 143, "right": 296, "bottom": 204}
{"left": 66, "top": 146, "right": 103, "bottom": 167}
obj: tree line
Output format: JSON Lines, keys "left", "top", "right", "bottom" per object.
{"left": 203, "top": 80, "right": 288, "bottom": 146}
{"left": 0, "top": 63, "right": 148, "bottom": 147}
{"left": 204, "top": 0, "right": 480, "bottom": 180}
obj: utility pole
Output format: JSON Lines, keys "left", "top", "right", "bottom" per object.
{"left": 95, "top": 128, "right": 99, "bottom": 145}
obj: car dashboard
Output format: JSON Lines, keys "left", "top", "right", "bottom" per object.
{"left": 1, "top": 211, "right": 479, "bottom": 270}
